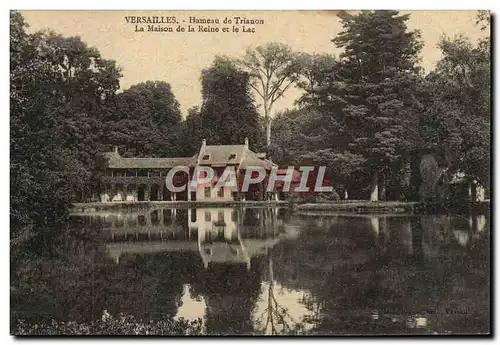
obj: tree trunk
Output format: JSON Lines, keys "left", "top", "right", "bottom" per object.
{"left": 266, "top": 117, "right": 272, "bottom": 147}
{"left": 380, "top": 174, "right": 386, "bottom": 201}
{"left": 370, "top": 170, "right": 379, "bottom": 201}
{"left": 470, "top": 182, "right": 477, "bottom": 203}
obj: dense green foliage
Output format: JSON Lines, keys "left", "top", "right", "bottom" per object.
{"left": 10, "top": 11, "right": 121, "bottom": 248}
{"left": 420, "top": 35, "right": 490, "bottom": 190}
{"left": 270, "top": 10, "right": 490, "bottom": 201}
{"left": 13, "top": 312, "right": 204, "bottom": 335}
{"left": 198, "top": 57, "right": 264, "bottom": 149}
{"left": 104, "top": 81, "right": 183, "bottom": 158}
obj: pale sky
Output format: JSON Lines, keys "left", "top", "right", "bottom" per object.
{"left": 20, "top": 10, "right": 488, "bottom": 117}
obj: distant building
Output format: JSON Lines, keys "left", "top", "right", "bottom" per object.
{"left": 100, "top": 138, "right": 276, "bottom": 202}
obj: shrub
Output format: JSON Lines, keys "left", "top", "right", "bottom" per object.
{"left": 12, "top": 311, "right": 204, "bottom": 336}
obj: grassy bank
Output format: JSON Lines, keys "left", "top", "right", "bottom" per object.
{"left": 297, "top": 200, "right": 490, "bottom": 215}
{"left": 296, "top": 201, "right": 417, "bottom": 214}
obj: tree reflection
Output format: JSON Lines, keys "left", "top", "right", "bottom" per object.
{"left": 256, "top": 248, "right": 302, "bottom": 335}
{"left": 272, "top": 214, "right": 490, "bottom": 334}
{"left": 11, "top": 217, "right": 197, "bottom": 327}
{"left": 189, "top": 261, "right": 263, "bottom": 335}
{"left": 12, "top": 210, "right": 489, "bottom": 335}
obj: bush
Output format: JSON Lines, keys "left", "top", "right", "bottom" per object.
{"left": 12, "top": 311, "right": 204, "bottom": 336}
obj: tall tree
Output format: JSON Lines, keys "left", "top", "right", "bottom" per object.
{"left": 11, "top": 11, "right": 71, "bottom": 245}
{"left": 110, "top": 81, "right": 182, "bottom": 127}
{"left": 179, "top": 106, "right": 205, "bottom": 156}
{"left": 332, "top": 10, "right": 424, "bottom": 201}
{"left": 104, "top": 81, "right": 183, "bottom": 158}
{"left": 239, "top": 43, "right": 298, "bottom": 148}
{"left": 420, "top": 33, "right": 490, "bottom": 195}
{"left": 10, "top": 11, "right": 122, "bottom": 248}
{"left": 294, "top": 52, "right": 338, "bottom": 105}
{"left": 199, "top": 56, "right": 263, "bottom": 148}
{"left": 39, "top": 32, "right": 122, "bottom": 200}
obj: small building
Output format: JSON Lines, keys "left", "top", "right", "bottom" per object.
{"left": 100, "top": 138, "right": 276, "bottom": 202}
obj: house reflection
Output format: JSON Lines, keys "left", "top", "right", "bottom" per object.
{"left": 93, "top": 207, "right": 290, "bottom": 266}
{"left": 192, "top": 208, "right": 249, "bottom": 269}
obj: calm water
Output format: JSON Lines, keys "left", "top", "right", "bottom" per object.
{"left": 11, "top": 207, "right": 490, "bottom": 335}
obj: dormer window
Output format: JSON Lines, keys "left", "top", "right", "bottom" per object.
{"left": 228, "top": 153, "right": 237, "bottom": 160}
{"left": 202, "top": 154, "right": 211, "bottom": 160}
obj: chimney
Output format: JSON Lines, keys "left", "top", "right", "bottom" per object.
{"left": 113, "top": 146, "right": 119, "bottom": 154}
{"left": 244, "top": 137, "right": 249, "bottom": 148}
{"left": 202, "top": 139, "right": 206, "bottom": 147}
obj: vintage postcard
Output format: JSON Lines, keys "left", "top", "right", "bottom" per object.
{"left": 10, "top": 10, "right": 491, "bottom": 336}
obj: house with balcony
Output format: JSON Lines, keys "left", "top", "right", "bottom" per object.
{"left": 100, "top": 138, "right": 276, "bottom": 202}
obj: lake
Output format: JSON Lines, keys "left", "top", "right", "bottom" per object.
{"left": 11, "top": 207, "right": 490, "bottom": 335}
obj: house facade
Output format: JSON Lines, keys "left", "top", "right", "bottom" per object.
{"left": 100, "top": 138, "right": 276, "bottom": 202}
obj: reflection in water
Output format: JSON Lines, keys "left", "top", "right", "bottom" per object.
{"left": 175, "top": 285, "right": 205, "bottom": 322}
{"left": 99, "top": 208, "right": 292, "bottom": 268}
{"left": 12, "top": 208, "right": 490, "bottom": 335}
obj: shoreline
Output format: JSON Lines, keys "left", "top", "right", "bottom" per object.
{"left": 71, "top": 199, "right": 490, "bottom": 215}
{"left": 71, "top": 200, "right": 290, "bottom": 213}
{"left": 297, "top": 201, "right": 417, "bottom": 214}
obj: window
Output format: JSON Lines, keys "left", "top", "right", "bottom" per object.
{"left": 229, "top": 153, "right": 237, "bottom": 160}
{"left": 202, "top": 154, "right": 211, "bottom": 160}
{"left": 205, "top": 211, "right": 211, "bottom": 222}
{"left": 218, "top": 187, "right": 224, "bottom": 198}
{"left": 150, "top": 210, "right": 159, "bottom": 225}
{"left": 125, "top": 169, "right": 136, "bottom": 177}
{"left": 218, "top": 210, "right": 224, "bottom": 222}
{"left": 204, "top": 186, "right": 211, "bottom": 198}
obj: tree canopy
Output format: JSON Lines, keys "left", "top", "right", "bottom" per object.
{"left": 103, "top": 81, "right": 183, "bottom": 158}
{"left": 238, "top": 42, "right": 298, "bottom": 147}
{"left": 199, "top": 56, "right": 263, "bottom": 149}
{"left": 10, "top": 11, "right": 123, "bottom": 248}
{"left": 420, "top": 34, "right": 490, "bottom": 190}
